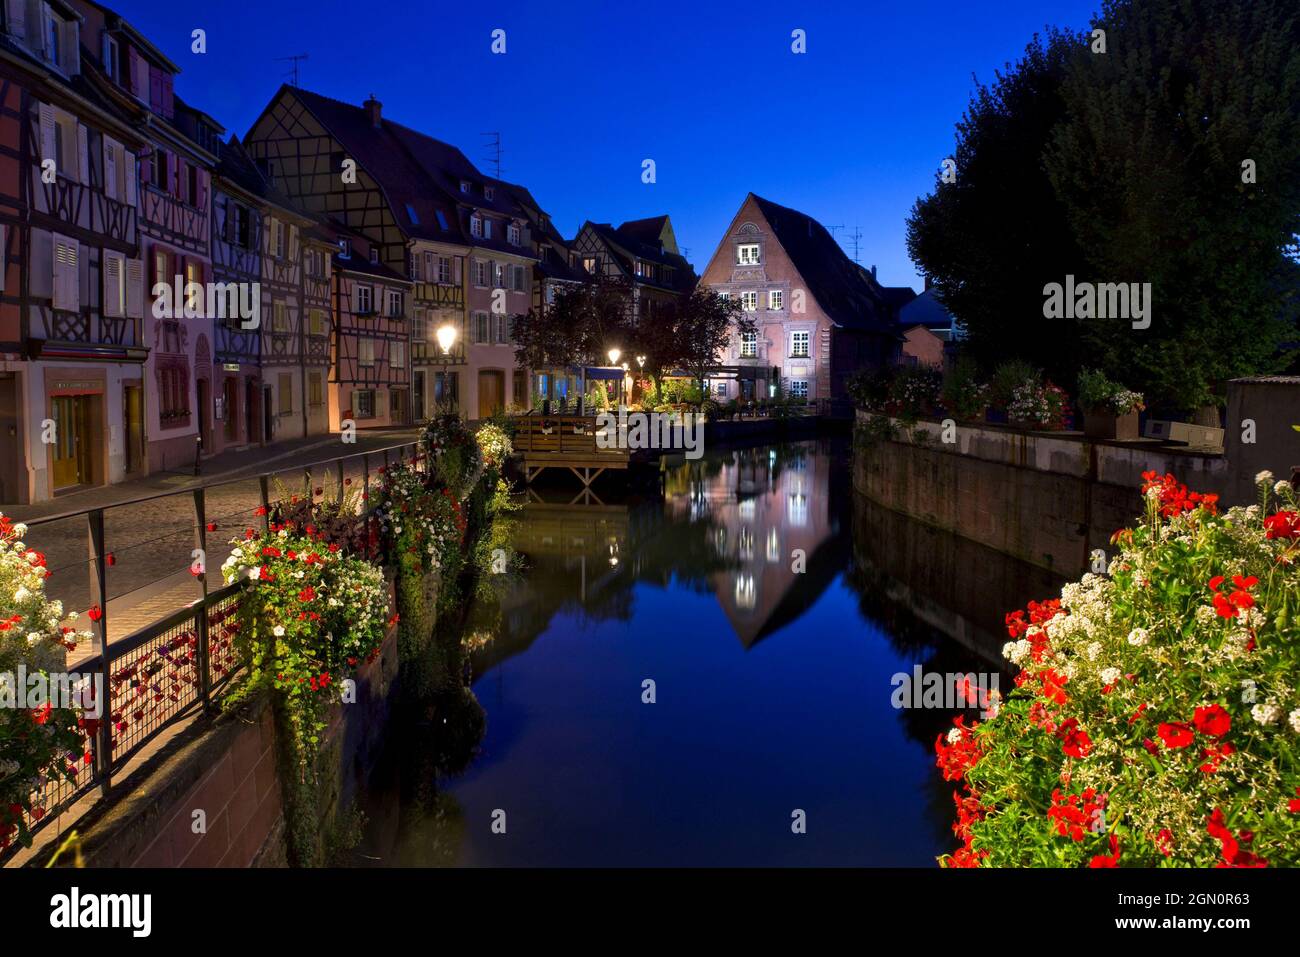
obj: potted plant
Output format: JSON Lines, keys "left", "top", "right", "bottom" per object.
{"left": 1078, "top": 369, "right": 1144, "bottom": 440}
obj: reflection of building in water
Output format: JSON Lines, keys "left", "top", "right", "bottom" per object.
{"left": 664, "top": 444, "right": 845, "bottom": 647}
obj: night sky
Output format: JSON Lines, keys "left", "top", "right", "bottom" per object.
{"left": 114, "top": 0, "right": 1102, "bottom": 289}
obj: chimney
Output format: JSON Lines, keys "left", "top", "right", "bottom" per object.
{"left": 871, "top": 264, "right": 878, "bottom": 280}
{"left": 363, "top": 94, "right": 382, "bottom": 128}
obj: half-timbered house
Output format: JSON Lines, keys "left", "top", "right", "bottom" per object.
{"left": 0, "top": 0, "right": 149, "bottom": 502}
{"left": 326, "top": 223, "right": 410, "bottom": 429}
{"left": 71, "top": 0, "right": 222, "bottom": 472}
{"left": 209, "top": 135, "right": 264, "bottom": 453}
{"left": 571, "top": 216, "right": 696, "bottom": 328}
{"left": 245, "top": 86, "right": 538, "bottom": 421}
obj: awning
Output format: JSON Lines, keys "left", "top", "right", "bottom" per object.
{"left": 584, "top": 367, "right": 626, "bottom": 381}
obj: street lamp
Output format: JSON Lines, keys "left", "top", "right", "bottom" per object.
{"left": 436, "top": 323, "right": 458, "bottom": 355}
{"left": 635, "top": 355, "right": 645, "bottom": 369}
{"left": 607, "top": 348, "right": 621, "bottom": 366}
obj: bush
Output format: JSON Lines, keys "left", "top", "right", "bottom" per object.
{"left": 474, "top": 421, "right": 513, "bottom": 471}
{"left": 422, "top": 413, "right": 482, "bottom": 497}
{"left": 847, "top": 367, "right": 895, "bottom": 411}
{"left": 890, "top": 365, "right": 943, "bottom": 420}
{"left": 1007, "top": 379, "right": 1072, "bottom": 430}
{"left": 1078, "top": 368, "right": 1145, "bottom": 415}
{"left": 938, "top": 473, "right": 1300, "bottom": 867}
{"left": 0, "top": 514, "right": 91, "bottom": 853}
{"left": 990, "top": 359, "right": 1040, "bottom": 410}
{"left": 269, "top": 474, "right": 377, "bottom": 562}
{"left": 942, "top": 358, "right": 990, "bottom": 421}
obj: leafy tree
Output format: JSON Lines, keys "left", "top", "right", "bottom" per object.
{"left": 1044, "top": 0, "right": 1300, "bottom": 411}
{"left": 512, "top": 278, "right": 635, "bottom": 377}
{"left": 906, "top": 28, "right": 1090, "bottom": 387}
{"left": 667, "top": 287, "right": 753, "bottom": 395}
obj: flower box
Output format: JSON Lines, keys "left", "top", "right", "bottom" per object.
{"left": 1083, "top": 409, "right": 1140, "bottom": 441}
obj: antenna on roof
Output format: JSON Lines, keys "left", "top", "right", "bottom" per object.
{"left": 480, "top": 132, "right": 502, "bottom": 181}
{"left": 845, "top": 225, "right": 863, "bottom": 263}
{"left": 276, "top": 53, "right": 309, "bottom": 87}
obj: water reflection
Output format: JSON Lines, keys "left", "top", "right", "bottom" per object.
{"left": 352, "top": 438, "right": 1065, "bottom": 866}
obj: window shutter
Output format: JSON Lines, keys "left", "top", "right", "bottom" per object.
{"left": 128, "top": 49, "right": 143, "bottom": 98}
{"left": 76, "top": 122, "right": 89, "bottom": 184}
{"left": 126, "top": 258, "right": 143, "bottom": 318}
{"left": 101, "top": 31, "right": 112, "bottom": 74}
{"left": 38, "top": 103, "right": 55, "bottom": 166}
{"left": 8, "top": 0, "right": 25, "bottom": 41}
{"left": 60, "top": 19, "right": 79, "bottom": 75}
{"left": 103, "top": 137, "right": 118, "bottom": 199}
{"left": 161, "top": 72, "right": 174, "bottom": 118}
{"left": 453, "top": 257, "right": 461, "bottom": 285}
{"left": 351, "top": 283, "right": 361, "bottom": 315}
{"left": 53, "top": 237, "right": 78, "bottom": 311}
{"left": 103, "top": 252, "right": 123, "bottom": 317}
{"left": 125, "top": 152, "right": 137, "bottom": 206}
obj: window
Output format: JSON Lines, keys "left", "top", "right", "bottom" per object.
{"left": 229, "top": 203, "right": 250, "bottom": 249}
{"left": 493, "top": 262, "right": 505, "bottom": 288}
{"left": 470, "top": 216, "right": 482, "bottom": 239}
{"left": 791, "top": 331, "right": 809, "bottom": 357}
{"left": 740, "top": 291, "right": 758, "bottom": 312}
{"left": 435, "top": 210, "right": 449, "bottom": 231}
{"left": 355, "top": 284, "right": 373, "bottom": 314}
{"left": 768, "top": 289, "right": 783, "bottom": 311}
{"left": 390, "top": 339, "right": 406, "bottom": 368}
{"left": 272, "top": 302, "right": 289, "bottom": 332}
{"left": 405, "top": 203, "right": 419, "bottom": 225}
{"left": 483, "top": 219, "right": 492, "bottom": 240}
{"left": 102, "top": 34, "right": 119, "bottom": 82}
{"left": 358, "top": 339, "right": 375, "bottom": 367}
{"left": 715, "top": 381, "right": 728, "bottom": 397}
{"left": 510, "top": 264, "right": 526, "bottom": 292}
{"left": 387, "top": 289, "right": 403, "bottom": 317}
{"left": 308, "top": 372, "right": 323, "bottom": 407}
{"left": 583, "top": 256, "right": 597, "bottom": 274}
{"left": 354, "top": 389, "right": 376, "bottom": 418}
{"left": 369, "top": 246, "right": 379, "bottom": 264}
{"left": 339, "top": 238, "right": 351, "bottom": 259}
{"left": 412, "top": 308, "right": 428, "bottom": 343}
{"left": 437, "top": 256, "right": 451, "bottom": 284}
{"left": 719, "top": 291, "right": 730, "bottom": 300}
{"left": 740, "top": 331, "right": 757, "bottom": 358}
{"left": 149, "top": 146, "right": 168, "bottom": 188}
{"left": 52, "top": 236, "right": 78, "bottom": 311}
{"left": 459, "top": 180, "right": 470, "bottom": 193}
{"left": 474, "top": 260, "right": 489, "bottom": 287}
{"left": 186, "top": 164, "right": 199, "bottom": 206}
{"left": 309, "top": 309, "right": 326, "bottom": 336}
{"left": 789, "top": 380, "right": 809, "bottom": 398}
{"left": 508, "top": 224, "right": 520, "bottom": 245}
{"left": 484, "top": 186, "right": 494, "bottom": 200}
{"left": 273, "top": 220, "right": 286, "bottom": 259}
{"left": 102, "top": 250, "right": 126, "bottom": 318}
{"left": 494, "top": 314, "right": 510, "bottom": 344}
{"left": 472, "top": 311, "right": 490, "bottom": 344}
{"left": 737, "top": 244, "right": 760, "bottom": 265}
{"left": 278, "top": 373, "right": 293, "bottom": 415}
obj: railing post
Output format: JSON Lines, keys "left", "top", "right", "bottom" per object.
{"left": 193, "top": 488, "right": 212, "bottom": 713}
{"left": 86, "top": 509, "right": 112, "bottom": 795}
{"left": 259, "top": 475, "right": 271, "bottom": 532}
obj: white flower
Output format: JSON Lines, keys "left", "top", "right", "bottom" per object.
{"left": 25, "top": 631, "right": 43, "bottom": 646}
{"left": 1145, "top": 486, "right": 1162, "bottom": 502}
{"left": 1084, "top": 641, "right": 1102, "bottom": 661}
{"left": 1252, "top": 702, "right": 1281, "bottom": 726}
{"left": 247, "top": 566, "right": 261, "bottom": 581}
{"left": 946, "top": 727, "right": 963, "bottom": 744}
{"left": 272, "top": 625, "right": 285, "bottom": 637}
{"left": 1002, "top": 639, "right": 1033, "bottom": 665}
{"left": 1100, "top": 667, "right": 1122, "bottom": 685}
{"left": 14, "top": 586, "right": 28, "bottom": 602}
{"left": 1289, "top": 708, "right": 1300, "bottom": 734}
{"left": 1275, "top": 480, "right": 1292, "bottom": 498}
{"left": 1127, "top": 627, "right": 1149, "bottom": 646}
{"left": 1255, "top": 470, "right": 1274, "bottom": 487}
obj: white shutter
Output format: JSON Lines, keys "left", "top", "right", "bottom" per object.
{"left": 351, "top": 283, "right": 361, "bottom": 315}
{"left": 52, "top": 237, "right": 78, "bottom": 311}
{"left": 453, "top": 256, "right": 461, "bottom": 285}
{"left": 125, "top": 152, "right": 137, "bottom": 207}
{"left": 102, "top": 252, "right": 123, "bottom": 317}
{"left": 103, "top": 137, "right": 118, "bottom": 199}
{"left": 76, "top": 123, "right": 88, "bottom": 183}
{"left": 101, "top": 31, "right": 113, "bottom": 75}
{"left": 125, "top": 258, "right": 143, "bottom": 318}
{"left": 38, "top": 103, "right": 55, "bottom": 166}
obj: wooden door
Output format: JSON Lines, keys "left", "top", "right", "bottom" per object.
{"left": 124, "top": 386, "right": 144, "bottom": 473}
{"left": 51, "top": 396, "right": 88, "bottom": 489}
{"left": 477, "top": 370, "right": 504, "bottom": 419}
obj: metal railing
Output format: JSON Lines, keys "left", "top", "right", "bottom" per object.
{"left": 5, "top": 440, "right": 423, "bottom": 861}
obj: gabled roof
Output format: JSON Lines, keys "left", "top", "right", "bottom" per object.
{"left": 899, "top": 288, "right": 957, "bottom": 332}
{"left": 616, "top": 215, "right": 677, "bottom": 254}
{"left": 282, "top": 87, "right": 464, "bottom": 244}
{"left": 748, "top": 194, "right": 894, "bottom": 334}
{"left": 582, "top": 219, "right": 695, "bottom": 292}
{"left": 214, "top": 135, "right": 304, "bottom": 220}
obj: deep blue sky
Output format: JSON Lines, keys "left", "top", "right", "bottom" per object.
{"left": 116, "top": 0, "right": 1101, "bottom": 290}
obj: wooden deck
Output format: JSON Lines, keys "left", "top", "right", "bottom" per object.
{"left": 510, "top": 414, "right": 630, "bottom": 503}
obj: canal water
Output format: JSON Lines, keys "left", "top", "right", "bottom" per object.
{"left": 353, "top": 437, "right": 1063, "bottom": 866}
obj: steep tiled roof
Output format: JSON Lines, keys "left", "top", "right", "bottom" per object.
{"left": 899, "top": 288, "right": 957, "bottom": 332}
{"left": 616, "top": 215, "right": 673, "bottom": 250}
{"left": 286, "top": 87, "right": 464, "bottom": 244}
{"left": 585, "top": 220, "right": 695, "bottom": 292}
{"left": 749, "top": 194, "right": 894, "bottom": 334}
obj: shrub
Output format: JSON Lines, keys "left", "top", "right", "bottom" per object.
{"left": 847, "top": 367, "right": 895, "bottom": 411}
{"left": 0, "top": 514, "right": 91, "bottom": 853}
{"left": 269, "top": 474, "right": 377, "bottom": 562}
{"left": 942, "top": 358, "right": 990, "bottom": 420}
{"left": 990, "top": 359, "right": 1040, "bottom": 410}
{"left": 422, "top": 413, "right": 482, "bottom": 496}
{"left": 1078, "top": 368, "right": 1146, "bottom": 416}
{"left": 474, "top": 421, "right": 513, "bottom": 471}
{"left": 890, "top": 365, "right": 943, "bottom": 420}
{"left": 371, "top": 462, "right": 467, "bottom": 575}
{"left": 938, "top": 473, "right": 1300, "bottom": 868}
{"left": 1007, "top": 379, "right": 1073, "bottom": 430}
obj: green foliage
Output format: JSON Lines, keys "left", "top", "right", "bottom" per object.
{"left": 942, "top": 357, "right": 990, "bottom": 420}
{"left": 989, "top": 359, "right": 1041, "bottom": 410}
{"left": 846, "top": 367, "right": 895, "bottom": 411}
{"left": 1078, "top": 368, "right": 1146, "bottom": 415}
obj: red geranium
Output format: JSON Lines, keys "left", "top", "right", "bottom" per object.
{"left": 1192, "top": 704, "right": 1231, "bottom": 738}
{"left": 1157, "top": 722, "right": 1195, "bottom": 749}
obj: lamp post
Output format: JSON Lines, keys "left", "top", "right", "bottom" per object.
{"left": 606, "top": 348, "right": 621, "bottom": 407}
{"left": 436, "top": 323, "right": 458, "bottom": 355}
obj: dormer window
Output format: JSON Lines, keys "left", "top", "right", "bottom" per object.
{"left": 339, "top": 238, "right": 351, "bottom": 259}
{"left": 484, "top": 186, "right": 495, "bottom": 200}
{"left": 370, "top": 246, "right": 379, "bottom": 264}
{"left": 482, "top": 219, "right": 492, "bottom": 240}
{"left": 102, "top": 33, "right": 119, "bottom": 81}
{"left": 508, "top": 224, "right": 520, "bottom": 245}
{"left": 35, "top": 3, "right": 79, "bottom": 75}
{"left": 737, "top": 243, "right": 761, "bottom": 265}
{"left": 460, "top": 181, "right": 470, "bottom": 193}
{"left": 470, "top": 216, "right": 482, "bottom": 239}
